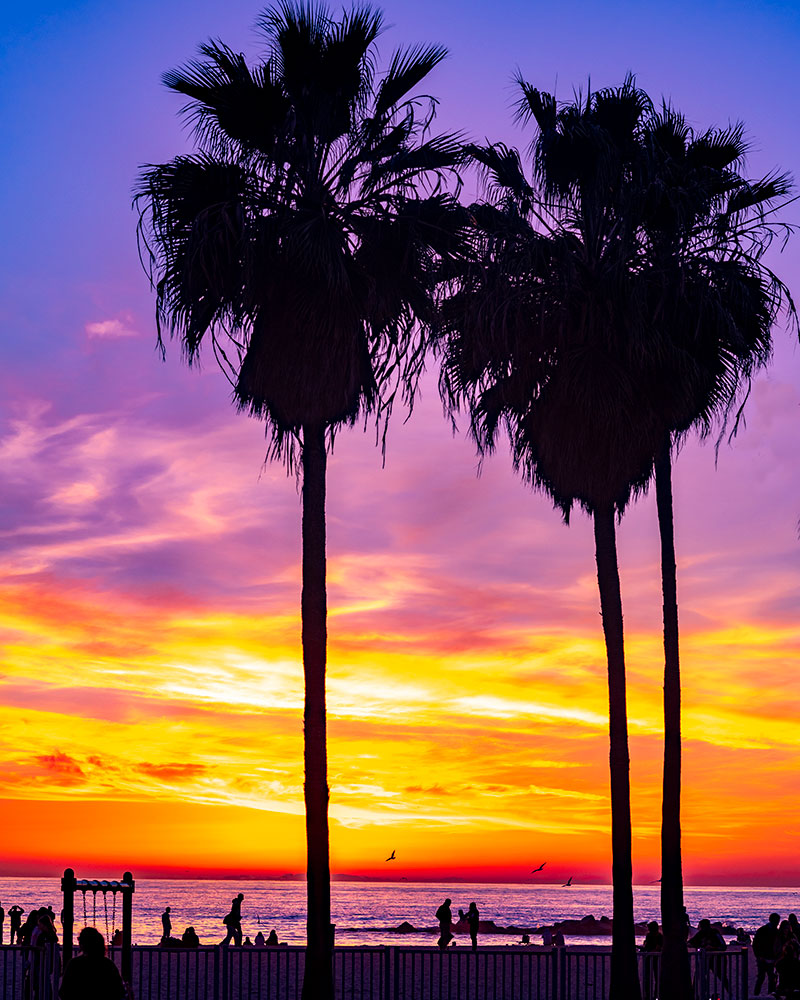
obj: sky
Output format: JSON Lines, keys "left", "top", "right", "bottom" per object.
{"left": 0, "top": 0, "right": 798, "bottom": 885}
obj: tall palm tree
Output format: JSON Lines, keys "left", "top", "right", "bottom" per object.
{"left": 135, "top": 5, "right": 462, "bottom": 996}
{"left": 440, "top": 78, "right": 661, "bottom": 1000}
{"left": 636, "top": 109, "right": 796, "bottom": 1000}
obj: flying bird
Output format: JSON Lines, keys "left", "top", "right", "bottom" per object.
{"left": 385, "top": 850, "right": 396, "bottom": 862}
{"left": 648, "top": 878, "right": 662, "bottom": 884}
{"left": 530, "top": 862, "right": 547, "bottom": 874}
{"left": 562, "top": 876, "right": 573, "bottom": 887}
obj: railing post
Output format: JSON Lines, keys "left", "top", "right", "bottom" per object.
{"left": 740, "top": 945, "right": 748, "bottom": 1000}
{"left": 220, "top": 943, "right": 229, "bottom": 1000}
{"left": 211, "top": 945, "right": 219, "bottom": 1000}
{"left": 383, "top": 947, "right": 391, "bottom": 1000}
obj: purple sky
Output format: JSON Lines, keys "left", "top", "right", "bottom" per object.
{"left": 0, "top": 0, "right": 798, "bottom": 880}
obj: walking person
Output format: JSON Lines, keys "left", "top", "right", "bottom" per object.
{"left": 466, "top": 902, "right": 480, "bottom": 952}
{"left": 754, "top": 913, "right": 781, "bottom": 996}
{"left": 223, "top": 893, "right": 244, "bottom": 946}
{"left": 435, "top": 898, "right": 453, "bottom": 951}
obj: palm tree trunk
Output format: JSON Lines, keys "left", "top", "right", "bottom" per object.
{"left": 593, "top": 502, "right": 641, "bottom": 1000}
{"left": 655, "top": 437, "right": 692, "bottom": 1000}
{"left": 300, "top": 423, "right": 333, "bottom": 1000}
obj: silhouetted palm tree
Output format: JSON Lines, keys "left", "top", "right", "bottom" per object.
{"left": 637, "top": 109, "right": 795, "bottom": 1000}
{"left": 135, "top": 5, "right": 462, "bottom": 996}
{"left": 440, "top": 78, "right": 660, "bottom": 1000}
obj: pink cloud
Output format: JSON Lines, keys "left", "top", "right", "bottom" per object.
{"left": 85, "top": 315, "right": 139, "bottom": 339}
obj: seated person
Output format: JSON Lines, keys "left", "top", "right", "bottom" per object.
{"left": 266, "top": 929, "right": 279, "bottom": 946}
{"left": 59, "top": 926, "right": 126, "bottom": 1000}
{"left": 181, "top": 926, "right": 200, "bottom": 948}
{"left": 641, "top": 921, "right": 663, "bottom": 952}
{"left": 689, "top": 919, "right": 726, "bottom": 951}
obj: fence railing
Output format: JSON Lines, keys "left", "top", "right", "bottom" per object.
{"left": 0, "top": 942, "right": 749, "bottom": 1000}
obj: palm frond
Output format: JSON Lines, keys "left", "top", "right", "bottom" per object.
{"left": 138, "top": 1, "right": 470, "bottom": 468}
{"left": 373, "top": 43, "right": 448, "bottom": 120}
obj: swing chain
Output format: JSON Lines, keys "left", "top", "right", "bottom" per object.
{"left": 103, "top": 890, "right": 110, "bottom": 944}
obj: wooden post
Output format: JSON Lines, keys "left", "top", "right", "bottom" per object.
{"left": 61, "top": 868, "right": 75, "bottom": 968}
{"left": 121, "top": 871, "right": 134, "bottom": 986}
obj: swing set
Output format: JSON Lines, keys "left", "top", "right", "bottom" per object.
{"left": 61, "top": 868, "right": 135, "bottom": 985}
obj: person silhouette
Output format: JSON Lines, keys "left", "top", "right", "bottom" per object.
{"left": 266, "top": 929, "right": 279, "bottom": 946}
{"left": 466, "top": 902, "right": 480, "bottom": 952}
{"left": 753, "top": 913, "right": 781, "bottom": 996}
{"left": 182, "top": 926, "right": 200, "bottom": 948}
{"left": 58, "top": 926, "right": 124, "bottom": 1000}
{"left": 640, "top": 921, "right": 663, "bottom": 1000}
{"left": 435, "top": 898, "right": 453, "bottom": 951}
{"left": 9, "top": 905, "right": 23, "bottom": 944}
{"left": 776, "top": 940, "right": 800, "bottom": 998}
{"left": 223, "top": 893, "right": 244, "bottom": 946}
{"left": 161, "top": 906, "right": 172, "bottom": 941}
{"left": 641, "top": 921, "right": 663, "bottom": 951}
{"left": 254, "top": 931, "right": 266, "bottom": 947}
{"left": 0, "top": 900, "right": 4, "bottom": 945}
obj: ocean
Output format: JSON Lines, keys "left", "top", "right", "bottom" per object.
{"left": 2, "top": 878, "right": 798, "bottom": 948}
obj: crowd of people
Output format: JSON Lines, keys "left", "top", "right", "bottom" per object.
{"left": 158, "top": 895, "right": 282, "bottom": 948}
{"left": 752, "top": 913, "right": 800, "bottom": 998}
{"left": 4, "top": 891, "right": 800, "bottom": 999}
{"left": 0, "top": 900, "right": 59, "bottom": 948}
{"left": 634, "top": 910, "right": 800, "bottom": 1000}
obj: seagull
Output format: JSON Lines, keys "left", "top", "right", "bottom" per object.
{"left": 385, "top": 850, "right": 396, "bottom": 862}
{"left": 530, "top": 862, "right": 547, "bottom": 874}
{"left": 648, "top": 878, "right": 662, "bottom": 884}
{"left": 562, "top": 876, "right": 573, "bottom": 887}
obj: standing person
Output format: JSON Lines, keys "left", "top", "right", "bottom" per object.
{"left": 0, "top": 900, "right": 4, "bottom": 944}
{"left": 640, "top": 922, "right": 663, "bottom": 1000}
{"left": 20, "top": 908, "right": 41, "bottom": 946}
{"left": 223, "top": 893, "right": 244, "bottom": 946}
{"left": 776, "top": 941, "right": 800, "bottom": 998}
{"left": 753, "top": 913, "right": 781, "bottom": 996}
{"left": 32, "top": 913, "right": 60, "bottom": 1000}
{"left": 789, "top": 914, "right": 800, "bottom": 945}
{"left": 689, "top": 919, "right": 728, "bottom": 1000}
{"left": 435, "top": 898, "right": 453, "bottom": 952}
{"left": 466, "top": 902, "right": 480, "bottom": 952}
{"left": 58, "top": 926, "right": 125, "bottom": 1000}
{"left": 161, "top": 906, "right": 172, "bottom": 941}
{"left": 9, "top": 905, "right": 23, "bottom": 944}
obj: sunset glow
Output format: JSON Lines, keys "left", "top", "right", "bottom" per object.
{"left": 1, "top": 0, "right": 798, "bottom": 886}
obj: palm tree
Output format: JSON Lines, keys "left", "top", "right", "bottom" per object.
{"left": 440, "top": 78, "right": 661, "bottom": 1000}
{"left": 135, "top": 5, "right": 462, "bottom": 996}
{"left": 636, "top": 109, "right": 796, "bottom": 1000}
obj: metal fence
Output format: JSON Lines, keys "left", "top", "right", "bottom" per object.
{"left": 0, "top": 943, "right": 749, "bottom": 1000}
